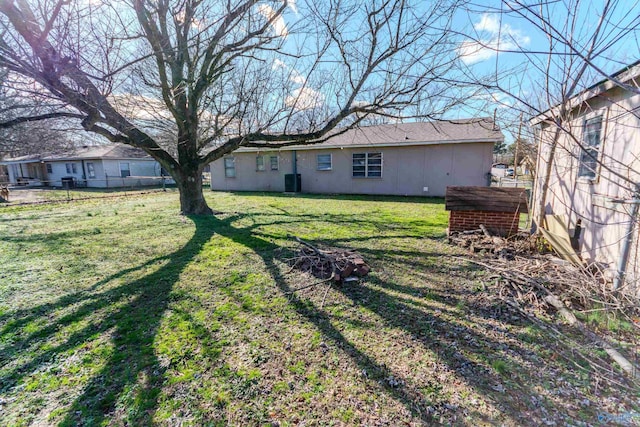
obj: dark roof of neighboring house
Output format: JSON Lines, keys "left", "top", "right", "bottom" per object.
{"left": 238, "top": 118, "right": 503, "bottom": 152}
{"left": 0, "top": 143, "right": 151, "bottom": 163}
{"left": 530, "top": 60, "right": 640, "bottom": 125}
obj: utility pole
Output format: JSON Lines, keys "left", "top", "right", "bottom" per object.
{"left": 514, "top": 112, "right": 523, "bottom": 181}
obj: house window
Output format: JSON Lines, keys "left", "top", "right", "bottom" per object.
{"left": 46, "top": 164, "right": 52, "bottom": 174}
{"left": 270, "top": 155, "right": 279, "bottom": 171}
{"left": 120, "top": 162, "right": 131, "bottom": 178}
{"left": 256, "top": 156, "right": 265, "bottom": 171}
{"left": 224, "top": 156, "right": 236, "bottom": 178}
{"left": 352, "top": 152, "right": 382, "bottom": 178}
{"left": 65, "top": 163, "right": 77, "bottom": 174}
{"left": 86, "top": 162, "right": 96, "bottom": 179}
{"left": 317, "top": 154, "right": 332, "bottom": 170}
{"left": 578, "top": 116, "right": 602, "bottom": 179}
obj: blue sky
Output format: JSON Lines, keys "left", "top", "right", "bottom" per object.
{"left": 69, "top": 0, "right": 640, "bottom": 146}
{"left": 266, "top": 1, "right": 639, "bottom": 143}
{"left": 449, "top": 0, "right": 640, "bottom": 141}
{"left": 456, "top": 1, "right": 640, "bottom": 79}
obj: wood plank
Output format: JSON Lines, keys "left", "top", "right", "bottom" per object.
{"left": 539, "top": 214, "right": 583, "bottom": 266}
{"left": 445, "top": 186, "right": 529, "bottom": 213}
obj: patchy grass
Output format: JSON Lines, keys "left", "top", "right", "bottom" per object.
{"left": 3, "top": 186, "right": 176, "bottom": 205}
{"left": 0, "top": 191, "right": 637, "bottom": 426}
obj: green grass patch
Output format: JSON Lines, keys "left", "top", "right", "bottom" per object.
{"left": 1, "top": 190, "right": 635, "bottom": 426}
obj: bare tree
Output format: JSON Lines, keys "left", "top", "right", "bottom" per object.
{"left": 0, "top": 0, "right": 468, "bottom": 214}
{"left": 458, "top": 0, "right": 640, "bottom": 224}
{"left": 0, "top": 68, "right": 77, "bottom": 157}
{"left": 457, "top": 1, "right": 640, "bottom": 292}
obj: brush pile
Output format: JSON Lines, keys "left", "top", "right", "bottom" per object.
{"left": 448, "top": 227, "right": 615, "bottom": 313}
{"left": 448, "top": 228, "right": 538, "bottom": 260}
{"left": 286, "top": 236, "right": 370, "bottom": 283}
{"left": 449, "top": 227, "right": 640, "bottom": 381}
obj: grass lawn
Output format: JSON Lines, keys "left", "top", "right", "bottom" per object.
{"left": 0, "top": 191, "right": 637, "bottom": 426}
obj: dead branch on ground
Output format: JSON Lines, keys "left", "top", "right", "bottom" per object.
{"left": 284, "top": 236, "right": 371, "bottom": 300}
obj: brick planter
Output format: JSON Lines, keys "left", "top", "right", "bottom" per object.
{"left": 445, "top": 186, "right": 528, "bottom": 237}
{"left": 449, "top": 210, "right": 519, "bottom": 236}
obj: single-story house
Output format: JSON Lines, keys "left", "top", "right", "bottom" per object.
{"left": 530, "top": 60, "right": 640, "bottom": 288}
{"left": 210, "top": 118, "right": 503, "bottom": 197}
{"left": 0, "top": 144, "right": 172, "bottom": 188}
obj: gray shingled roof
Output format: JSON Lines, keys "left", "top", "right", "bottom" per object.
{"left": 238, "top": 118, "right": 503, "bottom": 152}
{"left": 321, "top": 118, "right": 502, "bottom": 146}
{"left": 1, "top": 143, "right": 151, "bottom": 163}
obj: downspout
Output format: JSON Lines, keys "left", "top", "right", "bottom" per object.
{"left": 613, "top": 188, "right": 640, "bottom": 291}
{"left": 292, "top": 150, "right": 298, "bottom": 192}
{"left": 81, "top": 160, "right": 87, "bottom": 186}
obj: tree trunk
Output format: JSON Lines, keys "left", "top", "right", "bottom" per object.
{"left": 176, "top": 168, "right": 213, "bottom": 215}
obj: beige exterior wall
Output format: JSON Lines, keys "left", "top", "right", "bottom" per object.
{"left": 532, "top": 84, "right": 640, "bottom": 284}
{"left": 210, "top": 142, "right": 494, "bottom": 197}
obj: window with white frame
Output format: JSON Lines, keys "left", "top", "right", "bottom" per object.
{"left": 224, "top": 156, "right": 236, "bottom": 177}
{"left": 270, "top": 155, "right": 279, "bottom": 170}
{"left": 256, "top": 155, "right": 265, "bottom": 171}
{"left": 352, "top": 152, "right": 382, "bottom": 177}
{"left": 86, "top": 162, "right": 96, "bottom": 179}
{"left": 65, "top": 163, "right": 77, "bottom": 174}
{"left": 317, "top": 154, "right": 332, "bottom": 170}
{"left": 120, "top": 162, "right": 130, "bottom": 178}
{"left": 578, "top": 116, "right": 602, "bottom": 179}
{"left": 46, "top": 163, "right": 52, "bottom": 174}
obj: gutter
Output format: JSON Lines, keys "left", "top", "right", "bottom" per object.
{"left": 610, "top": 192, "right": 640, "bottom": 291}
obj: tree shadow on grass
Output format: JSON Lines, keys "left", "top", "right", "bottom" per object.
{"left": 216, "top": 190, "right": 446, "bottom": 205}
{"left": 0, "top": 215, "right": 217, "bottom": 425}
{"left": 209, "top": 212, "right": 617, "bottom": 426}
{"left": 209, "top": 214, "right": 531, "bottom": 425}
{"left": 1, "top": 207, "right": 617, "bottom": 425}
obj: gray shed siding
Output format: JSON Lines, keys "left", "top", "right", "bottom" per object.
{"left": 210, "top": 142, "right": 493, "bottom": 196}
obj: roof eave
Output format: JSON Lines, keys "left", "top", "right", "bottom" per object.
{"left": 234, "top": 138, "right": 502, "bottom": 153}
{"left": 0, "top": 158, "right": 43, "bottom": 164}
{"left": 530, "top": 61, "right": 640, "bottom": 126}
{"left": 42, "top": 156, "right": 152, "bottom": 161}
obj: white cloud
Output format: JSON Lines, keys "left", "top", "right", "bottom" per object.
{"left": 272, "top": 59, "right": 287, "bottom": 70}
{"left": 474, "top": 14, "right": 501, "bottom": 33}
{"left": 288, "top": 0, "right": 298, "bottom": 15}
{"left": 272, "top": 55, "right": 324, "bottom": 111}
{"left": 290, "top": 72, "right": 306, "bottom": 85}
{"left": 257, "top": 4, "right": 288, "bottom": 37}
{"left": 272, "top": 58, "right": 307, "bottom": 85}
{"left": 459, "top": 14, "right": 530, "bottom": 65}
{"left": 256, "top": 1, "right": 299, "bottom": 37}
{"left": 286, "top": 86, "right": 324, "bottom": 110}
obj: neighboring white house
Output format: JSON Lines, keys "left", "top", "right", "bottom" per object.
{"left": 0, "top": 144, "right": 172, "bottom": 188}
{"left": 530, "top": 60, "right": 640, "bottom": 289}
{"left": 210, "top": 119, "right": 503, "bottom": 197}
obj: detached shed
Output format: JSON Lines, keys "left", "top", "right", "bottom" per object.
{"left": 445, "top": 186, "right": 529, "bottom": 237}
